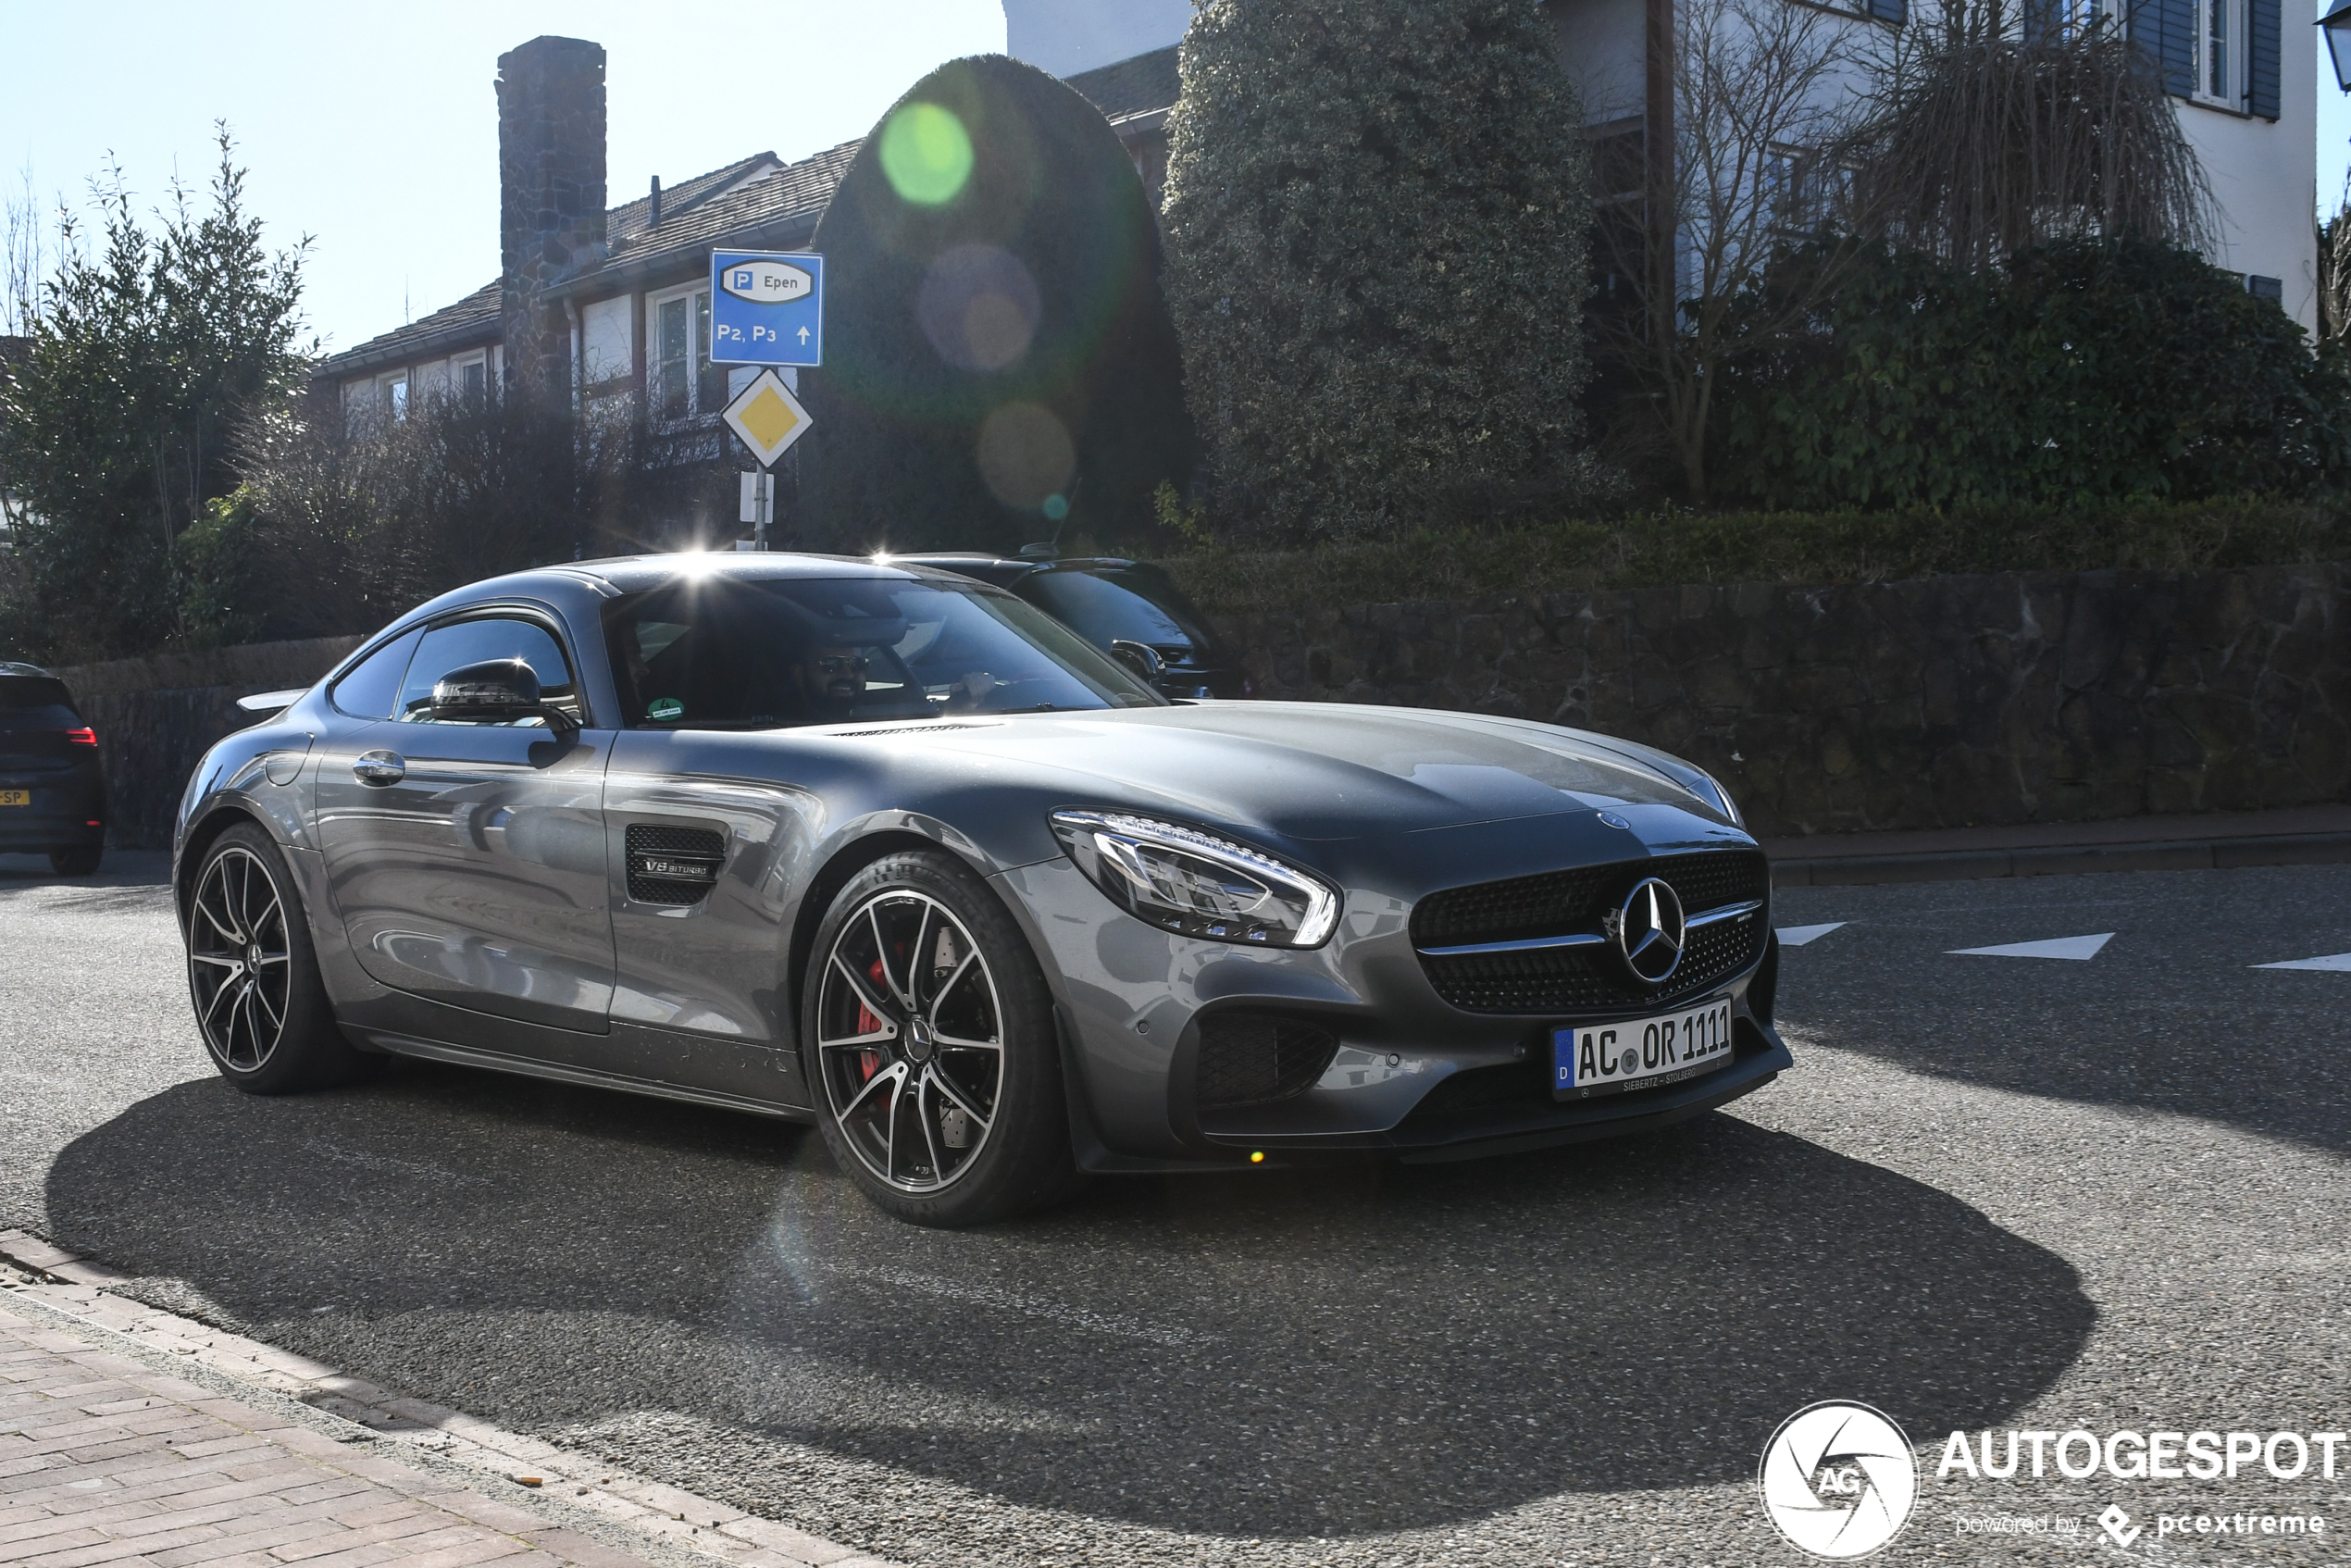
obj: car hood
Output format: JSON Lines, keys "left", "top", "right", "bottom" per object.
{"left": 827, "top": 701, "right": 1722, "bottom": 841}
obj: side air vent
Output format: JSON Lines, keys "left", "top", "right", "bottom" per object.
{"left": 627, "top": 823, "right": 726, "bottom": 905}
{"left": 1194, "top": 1014, "right": 1341, "bottom": 1109}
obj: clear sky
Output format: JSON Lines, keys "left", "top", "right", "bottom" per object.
{"left": 2, "top": 2, "right": 1008, "bottom": 355}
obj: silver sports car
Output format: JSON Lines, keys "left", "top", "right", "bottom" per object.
{"left": 174, "top": 554, "right": 1791, "bottom": 1226}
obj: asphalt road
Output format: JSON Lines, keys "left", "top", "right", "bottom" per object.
{"left": 2, "top": 847, "right": 2346, "bottom": 1566}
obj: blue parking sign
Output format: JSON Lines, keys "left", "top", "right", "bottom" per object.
{"left": 710, "top": 249, "right": 823, "bottom": 367}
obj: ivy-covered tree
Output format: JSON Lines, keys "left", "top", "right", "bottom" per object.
{"left": 1161, "top": 0, "right": 1599, "bottom": 537}
{"left": 0, "top": 129, "right": 308, "bottom": 659}
{"left": 801, "top": 55, "right": 1196, "bottom": 553}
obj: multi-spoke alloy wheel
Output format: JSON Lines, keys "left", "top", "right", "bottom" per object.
{"left": 183, "top": 824, "right": 361, "bottom": 1094}
{"left": 190, "top": 845, "right": 292, "bottom": 1073}
{"left": 816, "top": 889, "right": 1005, "bottom": 1192}
{"left": 802, "top": 851, "right": 1077, "bottom": 1226}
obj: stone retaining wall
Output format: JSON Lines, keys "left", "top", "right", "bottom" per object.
{"left": 1210, "top": 564, "right": 2351, "bottom": 839}
{"left": 56, "top": 637, "right": 361, "bottom": 851}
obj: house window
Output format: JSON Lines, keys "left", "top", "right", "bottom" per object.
{"left": 383, "top": 372, "right": 409, "bottom": 422}
{"left": 651, "top": 286, "right": 727, "bottom": 422}
{"left": 2194, "top": 0, "right": 2241, "bottom": 106}
{"left": 458, "top": 355, "right": 487, "bottom": 402}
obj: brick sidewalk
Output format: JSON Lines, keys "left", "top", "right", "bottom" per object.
{"left": 0, "top": 1311, "right": 662, "bottom": 1568}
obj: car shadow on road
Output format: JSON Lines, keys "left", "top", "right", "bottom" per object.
{"left": 44, "top": 1062, "right": 2090, "bottom": 1539}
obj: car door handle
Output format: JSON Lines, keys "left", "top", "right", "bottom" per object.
{"left": 352, "top": 750, "right": 406, "bottom": 787}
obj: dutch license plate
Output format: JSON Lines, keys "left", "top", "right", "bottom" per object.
{"left": 0, "top": 790, "right": 27, "bottom": 807}
{"left": 1553, "top": 998, "right": 1735, "bottom": 1100}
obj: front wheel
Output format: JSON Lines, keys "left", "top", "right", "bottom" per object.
{"left": 802, "top": 850, "right": 1078, "bottom": 1226}
{"left": 186, "top": 823, "right": 366, "bottom": 1093}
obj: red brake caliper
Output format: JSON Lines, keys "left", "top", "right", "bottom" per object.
{"left": 855, "top": 955, "right": 889, "bottom": 1084}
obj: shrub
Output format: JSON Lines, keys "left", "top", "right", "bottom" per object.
{"left": 0, "top": 132, "right": 307, "bottom": 661}
{"left": 176, "top": 389, "right": 728, "bottom": 647}
{"left": 1712, "top": 239, "right": 2351, "bottom": 510}
{"left": 1153, "top": 496, "right": 2351, "bottom": 617}
{"left": 800, "top": 55, "right": 1196, "bottom": 554}
{"left": 1161, "top": 0, "right": 1600, "bottom": 538}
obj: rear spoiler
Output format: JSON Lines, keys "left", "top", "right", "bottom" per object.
{"left": 234, "top": 688, "right": 308, "bottom": 722}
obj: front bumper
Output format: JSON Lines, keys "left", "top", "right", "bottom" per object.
{"left": 994, "top": 832, "right": 1785, "bottom": 1170}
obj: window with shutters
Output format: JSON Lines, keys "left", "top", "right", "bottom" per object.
{"left": 2192, "top": 0, "right": 2244, "bottom": 106}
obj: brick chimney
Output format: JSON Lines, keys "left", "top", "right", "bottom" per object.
{"left": 496, "top": 36, "right": 606, "bottom": 398}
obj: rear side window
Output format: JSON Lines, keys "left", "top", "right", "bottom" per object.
{"left": 330, "top": 629, "right": 421, "bottom": 720}
{"left": 0, "top": 677, "right": 76, "bottom": 714}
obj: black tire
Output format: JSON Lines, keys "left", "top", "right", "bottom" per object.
{"left": 802, "top": 850, "right": 1080, "bottom": 1226}
{"left": 48, "top": 845, "right": 102, "bottom": 877}
{"left": 185, "top": 822, "right": 366, "bottom": 1093}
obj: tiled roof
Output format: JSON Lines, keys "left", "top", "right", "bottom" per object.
{"left": 562, "top": 140, "right": 860, "bottom": 294}
{"left": 321, "top": 143, "right": 858, "bottom": 380}
{"left": 605, "top": 152, "right": 780, "bottom": 247}
{"left": 1064, "top": 44, "right": 1179, "bottom": 124}
{"left": 319, "top": 280, "right": 501, "bottom": 378}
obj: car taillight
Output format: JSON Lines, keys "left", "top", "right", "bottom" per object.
{"left": 65, "top": 728, "right": 96, "bottom": 747}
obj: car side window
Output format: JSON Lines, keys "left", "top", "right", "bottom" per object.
{"left": 396, "top": 616, "right": 582, "bottom": 726}
{"left": 328, "top": 629, "right": 422, "bottom": 720}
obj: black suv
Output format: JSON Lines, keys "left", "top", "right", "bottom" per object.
{"left": 0, "top": 663, "right": 106, "bottom": 875}
{"left": 890, "top": 554, "right": 1250, "bottom": 700}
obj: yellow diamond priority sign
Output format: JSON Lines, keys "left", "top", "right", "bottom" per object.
{"left": 721, "top": 368, "right": 813, "bottom": 467}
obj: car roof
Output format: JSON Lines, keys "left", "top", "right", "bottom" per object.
{"left": 0, "top": 662, "right": 56, "bottom": 679}
{"left": 538, "top": 551, "right": 973, "bottom": 595}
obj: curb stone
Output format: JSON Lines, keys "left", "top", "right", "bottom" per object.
{"left": 0, "top": 1228, "right": 903, "bottom": 1568}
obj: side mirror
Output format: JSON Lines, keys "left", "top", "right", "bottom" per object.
{"left": 1109, "top": 640, "right": 1164, "bottom": 680}
{"left": 430, "top": 658, "right": 578, "bottom": 733}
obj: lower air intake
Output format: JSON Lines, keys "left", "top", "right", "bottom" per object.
{"left": 1194, "top": 1014, "right": 1340, "bottom": 1109}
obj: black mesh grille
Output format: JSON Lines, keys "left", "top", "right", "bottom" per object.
{"left": 1194, "top": 1014, "right": 1341, "bottom": 1109}
{"left": 626, "top": 823, "right": 726, "bottom": 905}
{"left": 1412, "top": 851, "right": 1769, "bottom": 1015}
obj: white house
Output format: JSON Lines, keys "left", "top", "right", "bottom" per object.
{"left": 1549, "top": 0, "right": 2320, "bottom": 330}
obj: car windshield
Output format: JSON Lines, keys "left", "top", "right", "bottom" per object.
{"left": 603, "top": 574, "right": 1166, "bottom": 729}
{"left": 1021, "top": 566, "right": 1220, "bottom": 656}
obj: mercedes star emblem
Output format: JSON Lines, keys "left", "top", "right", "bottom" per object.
{"left": 1610, "top": 877, "right": 1687, "bottom": 985}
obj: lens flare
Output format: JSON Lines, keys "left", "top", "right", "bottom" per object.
{"left": 879, "top": 103, "right": 974, "bottom": 206}
{"left": 976, "top": 403, "right": 1076, "bottom": 511}
{"left": 918, "top": 244, "right": 1040, "bottom": 370}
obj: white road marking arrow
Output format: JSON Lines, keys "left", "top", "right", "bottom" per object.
{"left": 1775, "top": 922, "right": 1846, "bottom": 948}
{"left": 1947, "top": 932, "right": 2114, "bottom": 961}
{"left": 2251, "top": 952, "right": 2351, "bottom": 972}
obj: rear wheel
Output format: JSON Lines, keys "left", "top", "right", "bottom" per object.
{"left": 803, "top": 851, "right": 1078, "bottom": 1226}
{"left": 186, "top": 823, "right": 364, "bottom": 1093}
{"left": 48, "top": 845, "right": 102, "bottom": 877}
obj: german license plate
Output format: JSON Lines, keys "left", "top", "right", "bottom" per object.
{"left": 1553, "top": 998, "right": 1735, "bottom": 1100}
{"left": 0, "top": 790, "right": 27, "bottom": 807}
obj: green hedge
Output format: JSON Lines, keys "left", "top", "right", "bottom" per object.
{"left": 1153, "top": 496, "right": 2351, "bottom": 616}
{"left": 1711, "top": 240, "right": 2351, "bottom": 511}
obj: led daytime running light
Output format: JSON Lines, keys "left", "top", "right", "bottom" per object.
{"left": 1050, "top": 809, "right": 1340, "bottom": 949}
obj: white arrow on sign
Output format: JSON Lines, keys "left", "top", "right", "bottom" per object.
{"left": 797, "top": 326, "right": 810, "bottom": 343}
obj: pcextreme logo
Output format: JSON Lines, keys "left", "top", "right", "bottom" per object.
{"left": 1759, "top": 1401, "right": 1920, "bottom": 1560}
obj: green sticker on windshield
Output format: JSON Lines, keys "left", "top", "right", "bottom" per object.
{"left": 647, "top": 697, "right": 684, "bottom": 722}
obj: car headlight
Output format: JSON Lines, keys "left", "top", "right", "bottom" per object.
{"left": 1049, "top": 809, "right": 1340, "bottom": 948}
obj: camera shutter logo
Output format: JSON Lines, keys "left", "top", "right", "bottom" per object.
{"left": 1759, "top": 1401, "right": 1919, "bottom": 1560}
